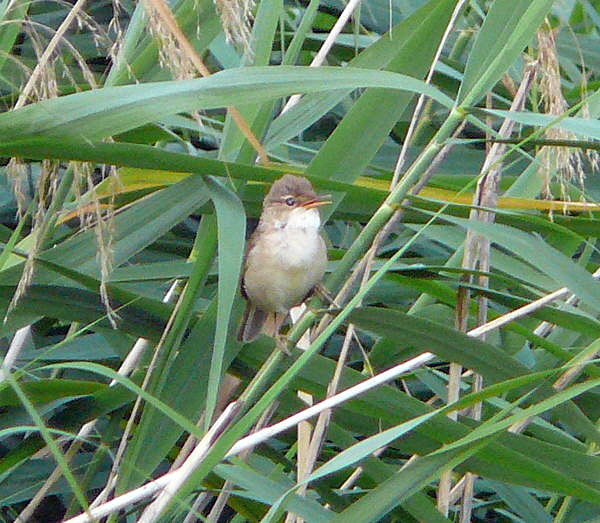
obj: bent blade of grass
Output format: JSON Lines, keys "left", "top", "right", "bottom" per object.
{"left": 203, "top": 177, "right": 246, "bottom": 428}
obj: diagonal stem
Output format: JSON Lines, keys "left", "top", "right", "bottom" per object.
{"left": 439, "top": 63, "right": 537, "bottom": 517}
{"left": 145, "top": 0, "right": 270, "bottom": 165}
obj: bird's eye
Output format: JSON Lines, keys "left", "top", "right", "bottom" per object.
{"left": 284, "top": 197, "right": 296, "bottom": 206}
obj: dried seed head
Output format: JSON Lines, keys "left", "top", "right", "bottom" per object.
{"left": 6, "top": 159, "right": 31, "bottom": 217}
{"left": 145, "top": 1, "right": 197, "bottom": 80}
{"left": 536, "top": 26, "right": 593, "bottom": 203}
{"left": 5, "top": 4, "right": 117, "bottom": 324}
{"left": 6, "top": 160, "right": 60, "bottom": 317}
{"left": 213, "top": 0, "right": 255, "bottom": 57}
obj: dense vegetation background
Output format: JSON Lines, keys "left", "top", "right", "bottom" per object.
{"left": 2, "top": 0, "right": 600, "bottom": 521}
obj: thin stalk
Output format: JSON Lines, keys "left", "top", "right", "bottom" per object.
{"left": 281, "top": 0, "right": 364, "bottom": 113}
{"left": 444, "top": 65, "right": 536, "bottom": 517}
{"left": 65, "top": 281, "right": 591, "bottom": 523}
{"left": 1, "top": 167, "right": 75, "bottom": 382}
{"left": 146, "top": 0, "right": 270, "bottom": 165}
{"left": 15, "top": 0, "right": 90, "bottom": 108}
{"left": 289, "top": 108, "right": 466, "bottom": 344}
{"left": 288, "top": 304, "right": 315, "bottom": 523}
{"left": 391, "top": 0, "right": 468, "bottom": 187}
{"left": 108, "top": 215, "right": 218, "bottom": 496}
{"left": 298, "top": 324, "right": 355, "bottom": 482}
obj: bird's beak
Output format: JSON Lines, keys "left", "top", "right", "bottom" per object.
{"left": 301, "top": 195, "right": 332, "bottom": 209}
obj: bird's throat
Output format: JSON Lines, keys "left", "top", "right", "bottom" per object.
{"left": 274, "top": 207, "right": 321, "bottom": 231}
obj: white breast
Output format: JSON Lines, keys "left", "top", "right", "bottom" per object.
{"left": 243, "top": 208, "right": 327, "bottom": 313}
{"left": 274, "top": 208, "right": 322, "bottom": 269}
{"left": 285, "top": 207, "right": 321, "bottom": 230}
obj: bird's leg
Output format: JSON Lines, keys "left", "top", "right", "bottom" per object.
{"left": 275, "top": 334, "right": 291, "bottom": 356}
{"left": 305, "top": 283, "right": 342, "bottom": 316}
{"left": 313, "top": 282, "right": 337, "bottom": 306}
{"left": 264, "top": 312, "right": 291, "bottom": 355}
{"left": 274, "top": 313, "right": 292, "bottom": 355}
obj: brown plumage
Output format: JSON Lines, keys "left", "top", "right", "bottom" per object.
{"left": 237, "top": 175, "right": 329, "bottom": 343}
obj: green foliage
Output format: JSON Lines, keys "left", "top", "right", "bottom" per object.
{"left": 2, "top": 0, "right": 600, "bottom": 521}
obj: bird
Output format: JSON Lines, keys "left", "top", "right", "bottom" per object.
{"left": 237, "top": 174, "right": 330, "bottom": 344}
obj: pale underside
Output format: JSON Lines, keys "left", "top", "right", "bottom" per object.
{"left": 243, "top": 207, "right": 327, "bottom": 313}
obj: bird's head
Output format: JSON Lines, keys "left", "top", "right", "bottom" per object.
{"left": 262, "top": 174, "right": 330, "bottom": 229}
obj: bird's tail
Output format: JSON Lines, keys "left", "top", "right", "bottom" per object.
{"left": 237, "top": 304, "right": 268, "bottom": 342}
{"left": 237, "top": 305, "right": 285, "bottom": 343}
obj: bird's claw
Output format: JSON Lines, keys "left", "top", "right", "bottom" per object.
{"left": 275, "top": 334, "right": 292, "bottom": 356}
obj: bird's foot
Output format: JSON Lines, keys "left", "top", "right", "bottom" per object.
{"left": 311, "top": 306, "right": 342, "bottom": 315}
{"left": 313, "top": 283, "right": 337, "bottom": 306}
{"left": 275, "top": 334, "right": 292, "bottom": 356}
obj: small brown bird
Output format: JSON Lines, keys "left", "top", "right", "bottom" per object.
{"left": 237, "top": 174, "right": 330, "bottom": 343}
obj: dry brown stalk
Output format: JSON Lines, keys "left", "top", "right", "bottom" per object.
{"left": 439, "top": 63, "right": 537, "bottom": 518}
{"left": 145, "top": 0, "right": 269, "bottom": 165}
{"left": 16, "top": 0, "right": 90, "bottom": 109}
{"left": 64, "top": 281, "right": 593, "bottom": 523}
{"left": 288, "top": 323, "right": 356, "bottom": 523}
{"left": 282, "top": 0, "right": 363, "bottom": 113}
{"left": 391, "top": 0, "right": 469, "bottom": 187}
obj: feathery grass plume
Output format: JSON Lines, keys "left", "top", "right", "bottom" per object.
{"left": 72, "top": 162, "right": 120, "bottom": 327}
{"left": 5, "top": 18, "right": 62, "bottom": 315}
{"left": 17, "top": 6, "right": 106, "bottom": 108}
{"left": 536, "top": 26, "right": 587, "bottom": 203}
{"left": 565, "top": 24, "right": 600, "bottom": 173}
{"left": 107, "top": 0, "right": 128, "bottom": 75}
{"left": 20, "top": 21, "right": 60, "bottom": 104}
{"left": 6, "top": 160, "right": 60, "bottom": 318}
{"left": 213, "top": 0, "right": 255, "bottom": 57}
{"left": 143, "top": 0, "right": 211, "bottom": 133}
{"left": 6, "top": 159, "right": 31, "bottom": 217}
{"left": 93, "top": 174, "right": 119, "bottom": 328}
{"left": 7, "top": 4, "right": 117, "bottom": 320}
{"left": 144, "top": 0, "right": 197, "bottom": 80}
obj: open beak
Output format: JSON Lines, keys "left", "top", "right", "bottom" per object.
{"left": 301, "top": 195, "right": 332, "bottom": 209}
